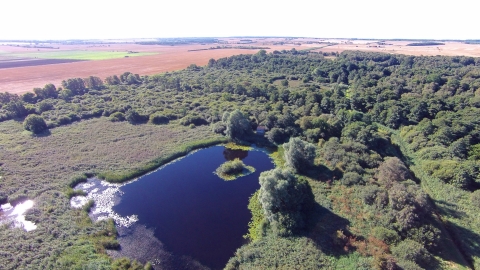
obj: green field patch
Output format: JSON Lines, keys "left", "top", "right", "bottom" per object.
{"left": 7, "top": 50, "right": 157, "bottom": 61}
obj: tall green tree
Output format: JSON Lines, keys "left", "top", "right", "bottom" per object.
{"left": 283, "top": 137, "right": 316, "bottom": 173}
{"left": 62, "top": 78, "right": 86, "bottom": 95}
{"left": 258, "top": 168, "right": 314, "bottom": 236}
{"left": 223, "top": 110, "right": 253, "bottom": 141}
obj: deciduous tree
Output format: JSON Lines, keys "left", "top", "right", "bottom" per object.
{"left": 258, "top": 168, "right": 314, "bottom": 236}
{"left": 283, "top": 137, "right": 316, "bottom": 173}
{"left": 223, "top": 110, "right": 253, "bottom": 141}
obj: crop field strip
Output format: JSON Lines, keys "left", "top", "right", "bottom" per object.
{"left": 4, "top": 50, "right": 157, "bottom": 61}
{"left": 0, "top": 46, "right": 268, "bottom": 94}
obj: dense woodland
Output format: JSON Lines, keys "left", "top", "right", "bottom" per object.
{"left": 1, "top": 49, "right": 480, "bottom": 269}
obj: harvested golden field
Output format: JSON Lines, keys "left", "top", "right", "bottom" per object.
{"left": 308, "top": 40, "right": 480, "bottom": 57}
{"left": 0, "top": 45, "right": 268, "bottom": 94}
{"left": 1, "top": 38, "right": 480, "bottom": 95}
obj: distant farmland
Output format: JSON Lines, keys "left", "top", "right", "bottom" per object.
{"left": 1, "top": 38, "right": 480, "bottom": 95}
{"left": 0, "top": 42, "right": 287, "bottom": 94}
{"left": 3, "top": 50, "right": 156, "bottom": 61}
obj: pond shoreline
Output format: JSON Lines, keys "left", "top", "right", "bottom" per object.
{"left": 72, "top": 145, "right": 275, "bottom": 269}
{"left": 97, "top": 137, "right": 228, "bottom": 183}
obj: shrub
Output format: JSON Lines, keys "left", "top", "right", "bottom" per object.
{"left": 109, "top": 112, "right": 125, "bottom": 122}
{"left": 180, "top": 114, "right": 208, "bottom": 126}
{"left": 342, "top": 172, "right": 363, "bottom": 186}
{"left": 125, "top": 109, "right": 145, "bottom": 124}
{"left": 68, "top": 112, "right": 80, "bottom": 122}
{"left": 23, "top": 114, "right": 48, "bottom": 134}
{"left": 148, "top": 113, "right": 169, "bottom": 125}
{"left": 304, "top": 128, "right": 321, "bottom": 143}
{"left": 376, "top": 157, "right": 410, "bottom": 187}
{"left": 21, "top": 92, "right": 36, "bottom": 103}
{"left": 57, "top": 115, "right": 71, "bottom": 125}
{"left": 372, "top": 227, "right": 400, "bottom": 245}
{"left": 361, "top": 185, "right": 382, "bottom": 205}
{"left": 392, "top": 239, "right": 434, "bottom": 269}
{"left": 267, "top": 127, "right": 287, "bottom": 144}
{"left": 471, "top": 190, "right": 480, "bottom": 208}
{"left": 4, "top": 101, "right": 28, "bottom": 118}
{"left": 37, "top": 101, "right": 54, "bottom": 113}
{"left": 212, "top": 121, "right": 226, "bottom": 134}
{"left": 406, "top": 224, "right": 441, "bottom": 250}
{"left": 217, "top": 158, "right": 245, "bottom": 175}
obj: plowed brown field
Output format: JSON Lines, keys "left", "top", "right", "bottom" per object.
{"left": 0, "top": 45, "right": 276, "bottom": 94}
{"left": 2, "top": 38, "right": 480, "bottom": 95}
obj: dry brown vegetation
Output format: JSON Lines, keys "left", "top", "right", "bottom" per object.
{"left": 309, "top": 40, "right": 480, "bottom": 57}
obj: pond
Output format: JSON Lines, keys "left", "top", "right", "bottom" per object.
{"left": 77, "top": 145, "right": 274, "bottom": 269}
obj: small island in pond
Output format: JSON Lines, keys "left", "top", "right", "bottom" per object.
{"left": 215, "top": 158, "right": 255, "bottom": 181}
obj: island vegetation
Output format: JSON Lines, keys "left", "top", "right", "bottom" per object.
{"left": 0, "top": 48, "right": 480, "bottom": 269}
{"left": 215, "top": 158, "right": 255, "bottom": 181}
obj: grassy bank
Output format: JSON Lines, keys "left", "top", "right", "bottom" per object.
{"left": 98, "top": 137, "right": 227, "bottom": 183}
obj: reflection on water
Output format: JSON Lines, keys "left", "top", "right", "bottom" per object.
{"left": 0, "top": 200, "right": 37, "bottom": 231}
{"left": 222, "top": 148, "right": 248, "bottom": 161}
{"left": 71, "top": 178, "right": 139, "bottom": 227}
{"left": 73, "top": 146, "right": 273, "bottom": 269}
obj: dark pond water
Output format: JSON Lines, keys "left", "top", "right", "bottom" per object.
{"left": 113, "top": 146, "right": 274, "bottom": 269}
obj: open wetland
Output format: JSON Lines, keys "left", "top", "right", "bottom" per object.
{"left": 72, "top": 145, "right": 274, "bottom": 269}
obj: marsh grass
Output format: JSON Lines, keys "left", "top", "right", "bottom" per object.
{"left": 98, "top": 137, "right": 227, "bottom": 182}
{"left": 224, "top": 142, "right": 252, "bottom": 151}
{"left": 66, "top": 188, "right": 87, "bottom": 199}
{"left": 269, "top": 145, "right": 285, "bottom": 167}
{"left": 0, "top": 117, "right": 224, "bottom": 269}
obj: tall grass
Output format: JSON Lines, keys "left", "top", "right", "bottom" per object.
{"left": 97, "top": 137, "right": 227, "bottom": 183}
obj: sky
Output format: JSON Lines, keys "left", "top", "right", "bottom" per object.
{"left": 1, "top": 0, "right": 477, "bottom": 40}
